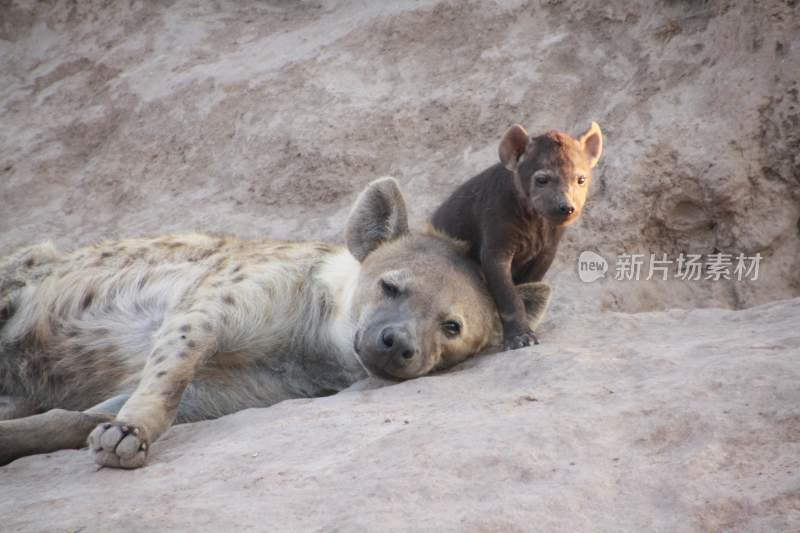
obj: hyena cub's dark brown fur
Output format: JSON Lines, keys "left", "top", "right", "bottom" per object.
{"left": 432, "top": 122, "right": 603, "bottom": 350}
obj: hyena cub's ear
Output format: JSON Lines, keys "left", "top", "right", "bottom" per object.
{"left": 346, "top": 177, "right": 410, "bottom": 262}
{"left": 498, "top": 124, "right": 530, "bottom": 171}
{"left": 578, "top": 122, "right": 603, "bottom": 168}
{"left": 516, "top": 282, "right": 552, "bottom": 329}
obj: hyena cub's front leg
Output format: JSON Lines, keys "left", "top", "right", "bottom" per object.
{"left": 88, "top": 310, "right": 216, "bottom": 468}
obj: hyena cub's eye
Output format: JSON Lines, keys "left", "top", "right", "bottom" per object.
{"left": 441, "top": 320, "right": 462, "bottom": 338}
{"left": 380, "top": 279, "right": 400, "bottom": 298}
{"left": 535, "top": 175, "right": 549, "bottom": 185}
{"left": 577, "top": 176, "right": 586, "bottom": 185}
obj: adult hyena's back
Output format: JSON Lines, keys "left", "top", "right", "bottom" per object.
{"left": 0, "top": 234, "right": 322, "bottom": 412}
{"left": 0, "top": 241, "right": 64, "bottom": 415}
{"left": 0, "top": 242, "right": 62, "bottom": 317}
{"left": 0, "top": 237, "right": 206, "bottom": 410}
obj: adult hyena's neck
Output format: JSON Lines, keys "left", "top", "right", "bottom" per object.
{"left": 304, "top": 248, "right": 367, "bottom": 391}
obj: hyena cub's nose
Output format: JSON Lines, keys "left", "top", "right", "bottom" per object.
{"left": 559, "top": 202, "right": 575, "bottom": 215}
{"left": 380, "top": 326, "right": 417, "bottom": 360}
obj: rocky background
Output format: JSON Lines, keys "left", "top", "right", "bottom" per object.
{"left": 1, "top": 1, "right": 798, "bottom": 531}
{"left": 1, "top": 0, "right": 797, "bottom": 312}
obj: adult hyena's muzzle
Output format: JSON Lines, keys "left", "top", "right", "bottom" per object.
{"left": 355, "top": 321, "right": 423, "bottom": 380}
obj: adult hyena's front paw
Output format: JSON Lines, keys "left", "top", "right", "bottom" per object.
{"left": 87, "top": 421, "right": 149, "bottom": 469}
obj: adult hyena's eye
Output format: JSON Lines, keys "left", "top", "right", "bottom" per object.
{"left": 577, "top": 175, "right": 586, "bottom": 185}
{"left": 441, "top": 320, "right": 462, "bottom": 338}
{"left": 380, "top": 279, "right": 400, "bottom": 298}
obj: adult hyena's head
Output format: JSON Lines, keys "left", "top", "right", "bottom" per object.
{"left": 344, "top": 178, "right": 551, "bottom": 381}
{"left": 498, "top": 122, "right": 603, "bottom": 225}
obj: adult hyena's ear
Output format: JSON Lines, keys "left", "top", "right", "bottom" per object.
{"left": 517, "top": 282, "right": 552, "bottom": 329}
{"left": 498, "top": 124, "right": 530, "bottom": 171}
{"left": 346, "top": 177, "right": 410, "bottom": 262}
{"left": 578, "top": 122, "right": 603, "bottom": 168}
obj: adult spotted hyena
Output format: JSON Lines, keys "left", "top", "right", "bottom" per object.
{"left": 0, "top": 178, "right": 550, "bottom": 468}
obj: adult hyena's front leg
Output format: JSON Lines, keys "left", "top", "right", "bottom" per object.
{"left": 88, "top": 310, "right": 216, "bottom": 468}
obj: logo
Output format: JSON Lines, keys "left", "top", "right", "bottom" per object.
{"left": 577, "top": 251, "right": 608, "bottom": 283}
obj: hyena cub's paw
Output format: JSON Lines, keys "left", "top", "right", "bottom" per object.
{"left": 88, "top": 421, "right": 149, "bottom": 469}
{"left": 503, "top": 329, "right": 539, "bottom": 351}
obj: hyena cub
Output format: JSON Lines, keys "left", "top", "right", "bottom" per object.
{"left": 432, "top": 122, "right": 603, "bottom": 350}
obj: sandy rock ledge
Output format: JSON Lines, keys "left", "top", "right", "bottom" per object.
{"left": 2, "top": 298, "right": 798, "bottom": 532}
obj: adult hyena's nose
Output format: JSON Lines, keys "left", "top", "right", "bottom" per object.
{"left": 559, "top": 202, "right": 575, "bottom": 215}
{"left": 380, "top": 326, "right": 417, "bottom": 360}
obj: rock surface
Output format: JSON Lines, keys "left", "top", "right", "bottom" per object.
{"left": 1, "top": 2, "right": 799, "bottom": 532}
{"left": 2, "top": 298, "right": 799, "bottom": 532}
